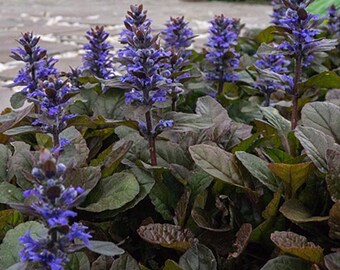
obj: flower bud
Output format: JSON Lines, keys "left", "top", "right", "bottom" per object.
{"left": 32, "top": 168, "right": 45, "bottom": 180}
{"left": 56, "top": 163, "right": 67, "bottom": 178}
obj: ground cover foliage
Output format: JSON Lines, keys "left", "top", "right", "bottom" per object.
{"left": 0, "top": 0, "right": 339, "bottom": 269}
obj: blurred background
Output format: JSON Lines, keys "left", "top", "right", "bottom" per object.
{"left": 0, "top": 0, "right": 335, "bottom": 109}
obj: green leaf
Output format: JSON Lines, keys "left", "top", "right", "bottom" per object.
{"left": 187, "top": 170, "right": 213, "bottom": 203}
{"left": 259, "top": 107, "right": 290, "bottom": 138}
{"left": 80, "top": 172, "right": 140, "bottom": 212}
{"left": 236, "top": 151, "right": 279, "bottom": 192}
{"left": 137, "top": 223, "right": 196, "bottom": 252}
{"left": 63, "top": 166, "right": 101, "bottom": 192}
{"left": 0, "top": 210, "right": 24, "bottom": 240}
{"left": 35, "top": 133, "right": 53, "bottom": 149}
{"left": 91, "top": 255, "right": 114, "bottom": 270}
{"left": 175, "top": 189, "right": 191, "bottom": 227}
{"left": 279, "top": 199, "right": 329, "bottom": 223}
{"left": 156, "top": 141, "right": 190, "bottom": 167}
{"left": 191, "top": 207, "right": 231, "bottom": 232}
{"left": 93, "top": 90, "right": 126, "bottom": 120}
{"left": 250, "top": 217, "right": 284, "bottom": 244}
{"left": 165, "top": 112, "right": 213, "bottom": 133}
{"left": 255, "top": 119, "right": 281, "bottom": 147}
{"left": 69, "top": 87, "right": 98, "bottom": 116}
{"left": 195, "top": 96, "right": 232, "bottom": 140}
{"left": 301, "top": 102, "right": 340, "bottom": 144}
{"left": 232, "top": 133, "right": 261, "bottom": 153}
{"left": 268, "top": 162, "right": 313, "bottom": 195}
{"left": 110, "top": 254, "right": 140, "bottom": 270}
{"left": 10, "top": 92, "right": 26, "bottom": 109}
{"left": 326, "top": 149, "right": 340, "bottom": 202}
{"left": 0, "top": 144, "right": 11, "bottom": 182}
{"left": 6, "top": 262, "right": 28, "bottom": 270}
{"left": 270, "top": 231, "right": 324, "bottom": 263}
{"left": 298, "top": 72, "right": 340, "bottom": 93}
{"left": 328, "top": 201, "right": 340, "bottom": 240}
{"left": 295, "top": 126, "right": 338, "bottom": 173}
{"left": 262, "top": 188, "right": 283, "bottom": 220}
{"left": 87, "top": 240, "right": 124, "bottom": 256}
{"left": 0, "top": 221, "right": 47, "bottom": 270}
{"left": 324, "top": 251, "right": 340, "bottom": 270}
{"left": 228, "top": 223, "right": 252, "bottom": 260}
{"left": 326, "top": 89, "right": 340, "bottom": 106}
{"left": 8, "top": 141, "right": 35, "bottom": 190}
{"left": 255, "top": 25, "right": 287, "bottom": 43}
{"left": 163, "top": 260, "right": 183, "bottom": 270}
{"left": 263, "top": 148, "right": 294, "bottom": 163}
{"left": 3, "top": 126, "right": 38, "bottom": 136}
{"left": 256, "top": 43, "right": 278, "bottom": 56}
{"left": 149, "top": 181, "right": 178, "bottom": 221}
{"left": 95, "top": 167, "right": 155, "bottom": 219}
{"left": 0, "top": 182, "right": 24, "bottom": 204}
{"left": 0, "top": 104, "right": 33, "bottom": 134}
{"left": 90, "top": 140, "right": 132, "bottom": 177}
{"left": 59, "top": 126, "right": 89, "bottom": 167}
{"left": 179, "top": 244, "right": 217, "bottom": 270}
{"left": 189, "top": 144, "right": 247, "bottom": 189}
{"left": 260, "top": 255, "right": 311, "bottom": 270}
{"left": 65, "top": 252, "right": 90, "bottom": 270}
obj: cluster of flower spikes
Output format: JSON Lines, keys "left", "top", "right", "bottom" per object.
{"left": 32, "top": 76, "right": 76, "bottom": 141}
{"left": 277, "top": 0, "right": 323, "bottom": 67}
{"left": 10, "top": 32, "right": 58, "bottom": 99}
{"left": 327, "top": 5, "right": 340, "bottom": 38}
{"left": 254, "top": 53, "right": 290, "bottom": 106}
{"left": 18, "top": 149, "right": 91, "bottom": 270}
{"left": 82, "top": 25, "right": 115, "bottom": 79}
{"left": 162, "top": 16, "right": 195, "bottom": 108}
{"left": 205, "top": 15, "right": 240, "bottom": 84}
{"left": 275, "top": 0, "right": 338, "bottom": 94}
{"left": 118, "top": 4, "right": 173, "bottom": 137}
{"left": 271, "top": 0, "right": 287, "bottom": 25}
{"left": 119, "top": 6, "right": 171, "bottom": 106}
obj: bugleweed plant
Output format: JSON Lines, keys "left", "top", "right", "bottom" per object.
{"left": 118, "top": 5, "right": 173, "bottom": 166}
{"left": 205, "top": 15, "right": 240, "bottom": 95}
{"left": 162, "top": 16, "right": 195, "bottom": 110}
{"left": 0, "top": 1, "right": 340, "bottom": 270}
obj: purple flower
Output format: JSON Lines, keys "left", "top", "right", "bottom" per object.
{"left": 277, "top": 3, "right": 322, "bottom": 66}
{"left": 10, "top": 32, "right": 58, "bottom": 97}
{"left": 19, "top": 231, "right": 67, "bottom": 270}
{"left": 162, "top": 16, "right": 194, "bottom": 51}
{"left": 66, "top": 223, "right": 92, "bottom": 246}
{"left": 254, "top": 54, "right": 291, "bottom": 105}
{"left": 33, "top": 76, "right": 76, "bottom": 137}
{"left": 281, "top": 74, "right": 294, "bottom": 95}
{"left": 118, "top": 5, "right": 173, "bottom": 166}
{"left": 119, "top": 21, "right": 170, "bottom": 105}
{"left": 327, "top": 5, "right": 340, "bottom": 37}
{"left": 120, "top": 4, "right": 150, "bottom": 44}
{"left": 82, "top": 26, "right": 115, "bottom": 79}
{"left": 18, "top": 150, "right": 91, "bottom": 269}
{"left": 205, "top": 15, "right": 240, "bottom": 94}
{"left": 271, "top": 0, "right": 286, "bottom": 25}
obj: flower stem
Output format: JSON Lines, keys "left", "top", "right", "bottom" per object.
{"left": 171, "top": 96, "right": 177, "bottom": 111}
{"left": 264, "top": 93, "right": 271, "bottom": 107}
{"left": 217, "top": 70, "right": 224, "bottom": 95}
{"left": 52, "top": 126, "right": 60, "bottom": 158}
{"left": 145, "top": 110, "right": 157, "bottom": 166}
{"left": 291, "top": 54, "right": 302, "bottom": 130}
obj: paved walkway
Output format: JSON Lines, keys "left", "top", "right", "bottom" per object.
{"left": 0, "top": 0, "right": 272, "bottom": 109}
